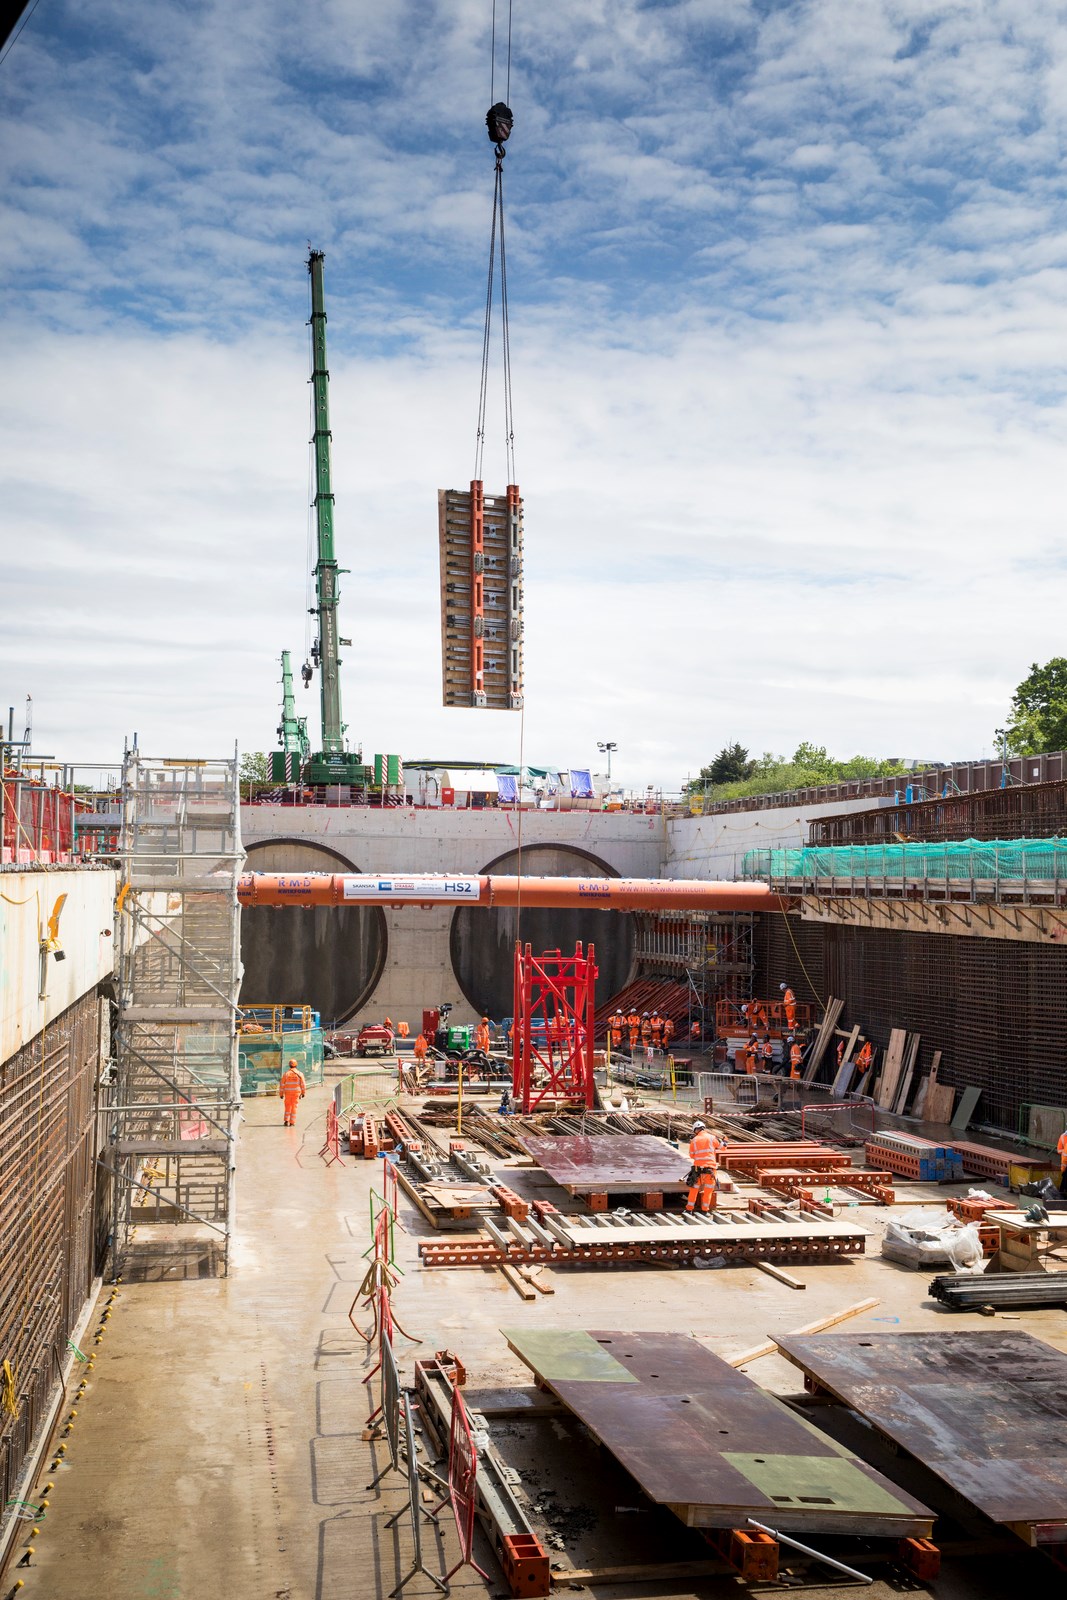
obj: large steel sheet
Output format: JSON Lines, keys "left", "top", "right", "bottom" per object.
{"left": 503, "top": 1328, "right": 932, "bottom": 1536}
{"left": 518, "top": 1134, "right": 690, "bottom": 1192}
{"left": 776, "top": 1331, "right": 1067, "bottom": 1530}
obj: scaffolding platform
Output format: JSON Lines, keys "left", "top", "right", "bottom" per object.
{"left": 106, "top": 752, "right": 242, "bottom": 1276}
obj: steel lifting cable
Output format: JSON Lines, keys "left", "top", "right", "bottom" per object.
{"left": 474, "top": 0, "right": 516, "bottom": 483}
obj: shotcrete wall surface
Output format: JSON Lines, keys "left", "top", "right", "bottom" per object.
{"left": 239, "top": 839, "right": 386, "bottom": 1024}
{"left": 239, "top": 806, "right": 665, "bottom": 1025}
{"left": 450, "top": 844, "right": 637, "bottom": 1021}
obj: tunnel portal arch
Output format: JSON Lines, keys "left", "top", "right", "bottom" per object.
{"left": 239, "top": 838, "right": 386, "bottom": 1027}
{"left": 448, "top": 844, "right": 637, "bottom": 1022}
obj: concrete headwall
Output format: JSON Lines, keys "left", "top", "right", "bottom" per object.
{"left": 0, "top": 865, "right": 117, "bottom": 1064}
{"left": 664, "top": 797, "right": 896, "bottom": 881}
{"left": 239, "top": 806, "right": 666, "bottom": 1025}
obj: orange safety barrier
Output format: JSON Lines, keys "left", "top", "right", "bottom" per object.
{"left": 318, "top": 1101, "right": 346, "bottom": 1167}
{"left": 433, "top": 1383, "right": 490, "bottom": 1586}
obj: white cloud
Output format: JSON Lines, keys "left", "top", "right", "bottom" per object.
{"left": 3, "top": 1, "right": 1067, "bottom": 789}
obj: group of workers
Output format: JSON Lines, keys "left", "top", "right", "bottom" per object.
{"left": 607, "top": 1008, "right": 677, "bottom": 1054}
{"left": 732, "top": 982, "right": 804, "bottom": 1077}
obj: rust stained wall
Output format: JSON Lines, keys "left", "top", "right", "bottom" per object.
{"left": 0, "top": 990, "right": 104, "bottom": 1521}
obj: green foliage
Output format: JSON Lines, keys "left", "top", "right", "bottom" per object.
{"left": 692, "top": 745, "right": 906, "bottom": 802}
{"left": 693, "top": 743, "right": 755, "bottom": 787}
{"left": 238, "top": 751, "right": 270, "bottom": 795}
{"left": 1002, "top": 658, "right": 1067, "bottom": 756}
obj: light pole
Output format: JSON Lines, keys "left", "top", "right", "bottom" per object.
{"left": 597, "top": 741, "right": 617, "bottom": 791}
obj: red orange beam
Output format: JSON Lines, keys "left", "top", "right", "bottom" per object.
{"left": 236, "top": 872, "right": 781, "bottom": 912}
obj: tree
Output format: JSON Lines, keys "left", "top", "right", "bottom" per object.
{"left": 239, "top": 751, "right": 270, "bottom": 797}
{"left": 1003, "top": 659, "right": 1067, "bottom": 756}
{"left": 692, "top": 744, "right": 755, "bottom": 789}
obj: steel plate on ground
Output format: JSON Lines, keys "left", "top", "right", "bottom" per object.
{"left": 518, "top": 1134, "right": 690, "bottom": 1191}
{"left": 775, "top": 1331, "right": 1067, "bottom": 1535}
{"left": 502, "top": 1327, "right": 933, "bottom": 1537}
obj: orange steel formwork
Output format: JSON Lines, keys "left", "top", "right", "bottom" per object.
{"left": 513, "top": 942, "right": 598, "bottom": 1113}
{"left": 439, "top": 481, "right": 524, "bottom": 710}
{"left": 236, "top": 872, "right": 779, "bottom": 912}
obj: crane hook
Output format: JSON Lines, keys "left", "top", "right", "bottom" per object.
{"left": 486, "top": 101, "right": 513, "bottom": 150}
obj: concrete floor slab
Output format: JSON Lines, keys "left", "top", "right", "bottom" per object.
{"left": 16, "top": 1081, "right": 1067, "bottom": 1600}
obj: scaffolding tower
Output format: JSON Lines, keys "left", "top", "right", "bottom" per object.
{"left": 106, "top": 752, "right": 243, "bottom": 1276}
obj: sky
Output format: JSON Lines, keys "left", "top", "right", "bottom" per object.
{"left": 2, "top": 0, "right": 1067, "bottom": 793}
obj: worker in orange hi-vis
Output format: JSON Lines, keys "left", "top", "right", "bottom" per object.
{"left": 609, "top": 1011, "right": 624, "bottom": 1050}
{"left": 474, "top": 1016, "right": 491, "bottom": 1053}
{"left": 627, "top": 1011, "right": 640, "bottom": 1050}
{"left": 743, "top": 1034, "right": 759, "bottom": 1074}
{"left": 413, "top": 1032, "right": 428, "bottom": 1061}
{"left": 397, "top": 1020, "right": 410, "bottom": 1038}
{"left": 1058, "top": 1128, "right": 1067, "bottom": 1195}
{"left": 750, "top": 999, "right": 768, "bottom": 1032}
{"left": 854, "top": 1040, "right": 874, "bottom": 1075}
{"left": 788, "top": 1036, "right": 805, "bottom": 1080}
{"left": 278, "top": 1058, "right": 307, "bottom": 1127}
{"left": 640, "top": 1012, "right": 653, "bottom": 1046}
{"left": 759, "top": 1037, "right": 774, "bottom": 1073}
{"left": 650, "top": 1011, "right": 664, "bottom": 1049}
{"left": 779, "top": 983, "right": 797, "bottom": 1030}
{"left": 685, "top": 1121, "right": 722, "bottom": 1214}
{"left": 662, "top": 1015, "right": 675, "bottom": 1049}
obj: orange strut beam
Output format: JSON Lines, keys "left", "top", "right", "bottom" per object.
{"left": 237, "top": 872, "right": 782, "bottom": 912}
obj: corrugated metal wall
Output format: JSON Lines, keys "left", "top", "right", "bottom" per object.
{"left": 754, "top": 916, "right": 1067, "bottom": 1132}
{"left": 0, "top": 990, "right": 104, "bottom": 1516}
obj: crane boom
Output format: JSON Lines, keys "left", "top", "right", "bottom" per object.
{"left": 308, "top": 249, "right": 344, "bottom": 755}
{"left": 301, "top": 249, "right": 368, "bottom": 788}
{"left": 276, "top": 651, "right": 309, "bottom": 760}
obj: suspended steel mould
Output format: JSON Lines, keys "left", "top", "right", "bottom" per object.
{"left": 439, "top": 480, "right": 523, "bottom": 710}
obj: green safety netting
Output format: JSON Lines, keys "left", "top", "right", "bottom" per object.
{"left": 740, "top": 837, "right": 1067, "bottom": 882}
{"left": 238, "top": 1029, "right": 325, "bottom": 1096}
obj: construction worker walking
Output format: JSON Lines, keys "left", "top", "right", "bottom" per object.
{"left": 787, "top": 1036, "right": 804, "bottom": 1080}
{"left": 278, "top": 1058, "right": 306, "bottom": 1126}
{"left": 779, "top": 983, "right": 797, "bottom": 1031}
{"left": 474, "top": 1016, "right": 491, "bottom": 1053}
{"left": 685, "top": 1120, "right": 722, "bottom": 1213}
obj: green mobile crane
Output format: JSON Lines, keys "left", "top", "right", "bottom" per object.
{"left": 271, "top": 650, "right": 309, "bottom": 781}
{"left": 272, "top": 250, "right": 371, "bottom": 789}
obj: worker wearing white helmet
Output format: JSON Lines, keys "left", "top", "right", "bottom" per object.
{"left": 686, "top": 1120, "right": 724, "bottom": 1214}
{"left": 779, "top": 981, "right": 797, "bottom": 1030}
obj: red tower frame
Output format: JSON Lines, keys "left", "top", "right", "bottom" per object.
{"left": 512, "top": 941, "right": 598, "bottom": 1113}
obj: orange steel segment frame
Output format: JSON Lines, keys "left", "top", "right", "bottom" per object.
{"left": 237, "top": 872, "right": 782, "bottom": 913}
{"left": 513, "top": 941, "right": 598, "bottom": 1114}
{"left": 470, "top": 479, "right": 486, "bottom": 707}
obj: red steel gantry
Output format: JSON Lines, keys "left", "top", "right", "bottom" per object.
{"left": 513, "top": 941, "right": 597, "bottom": 1113}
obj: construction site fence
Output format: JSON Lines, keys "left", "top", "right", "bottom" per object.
{"left": 238, "top": 1029, "right": 325, "bottom": 1095}
{"left": 741, "top": 836, "right": 1067, "bottom": 885}
{"left": 696, "top": 1071, "right": 807, "bottom": 1115}
{"left": 336, "top": 1067, "right": 398, "bottom": 1110}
